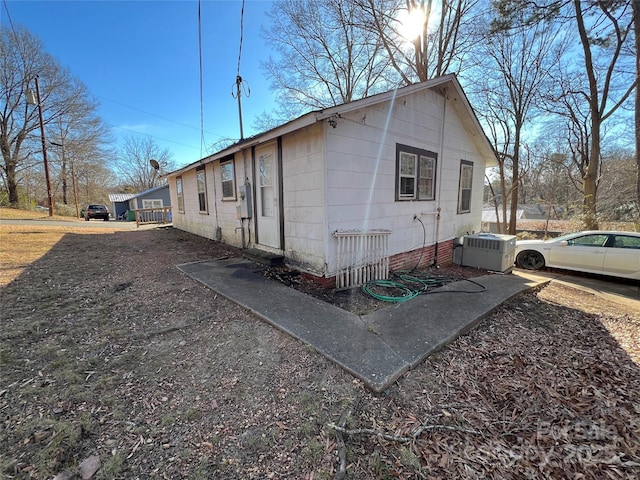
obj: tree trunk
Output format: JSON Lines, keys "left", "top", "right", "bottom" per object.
{"left": 574, "top": 0, "right": 600, "bottom": 230}
{"left": 508, "top": 127, "right": 521, "bottom": 235}
{"left": 581, "top": 128, "right": 601, "bottom": 230}
{"left": 634, "top": 0, "right": 640, "bottom": 218}
{"left": 6, "top": 161, "right": 19, "bottom": 205}
{"left": 1, "top": 130, "right": 20, "bottom": 205}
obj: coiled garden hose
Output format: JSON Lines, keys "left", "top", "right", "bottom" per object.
{"left": 361, "top": 279, "right": 420, "bottom": 303}
{"left": 362, "top": 272, "right": 463, "bottom": 303}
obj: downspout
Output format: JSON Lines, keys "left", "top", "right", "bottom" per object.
{"left": 434, "top": 87, "right": 447, "bottom": 266}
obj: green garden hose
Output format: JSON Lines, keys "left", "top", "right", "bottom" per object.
{"left": 361, "top": 279, "right": 420, "bottom": 303}
{"left": 362, "top": 272, "right": 457, "bottom": 302}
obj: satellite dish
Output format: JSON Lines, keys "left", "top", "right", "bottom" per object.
{"left": 150, "top": 159, "right": 160, "bottom": 170}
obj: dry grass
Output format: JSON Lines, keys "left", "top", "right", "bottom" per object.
{"left": 0, "top": 207, "right": 129, "bottom": 285}
{"left": 0, "top": 206, "right": 83, "bottom": 221}
{"left": 0, "top": 225, "right": 117, "bottom": 286}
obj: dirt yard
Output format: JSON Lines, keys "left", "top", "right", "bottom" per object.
{"left": 1, "top": 216, "right": 639, "bottom": 479}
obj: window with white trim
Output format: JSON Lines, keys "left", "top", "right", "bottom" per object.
{"left": 142, "top": 199, "right": 163, "bottom": 209}
{"left": 220, "top": 159, "right": 236, "bottom": 200}
{"left": 176, "top": 177, "right": 184, "bottom": 212}
{"left": 396, "top": 144, "right": 436, "bottom": 201}
{"left": 458, "top": 160, "right": 473, "bottom": 214}
{"left": 196, "top": 167, "right": 208, "bottom": 213}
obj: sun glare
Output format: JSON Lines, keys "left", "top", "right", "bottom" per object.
{"left": 399, "top": 6, "right": 427, "bottom": 41}
{"left": 398, "top": 3, "right": 442, "bottom": 42}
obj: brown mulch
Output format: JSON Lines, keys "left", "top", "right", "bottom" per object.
{"left": 1, "top": 225, "right": 639, "bottom": 479}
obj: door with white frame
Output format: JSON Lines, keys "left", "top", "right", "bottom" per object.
{"left": 255, "top": 143, "right": 281, "bottom": 249}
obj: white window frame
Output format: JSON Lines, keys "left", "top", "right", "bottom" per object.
{"left": 396, "top": 144, "right": 437, "bottom": 201}
{"left": 220, "top": 159, "right": 236, "bottom": 200}
{"left": 196, "top": 167, "right": 208, "bottom": 213}
{"left": 457, "top": 160, "right": 474, "bottom": 214}
{"left": 176, "top": 177, "right": 184, "bottom": 213}
{"left": 142, "top": 199, "right": 163, "bottom": 209}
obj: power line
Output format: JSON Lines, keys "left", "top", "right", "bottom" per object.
{"left": 232, "top": 0, "right": 249, "bottom": 140}
{"left": 96, "top": 94, "right": 225, "bottom": 140}
{"left": 198, "top": 0, "right": 206, "bottom": 158}
{"left": 112, "top": 125, "right": 199, "bottom": 151}
{"left": 2, "top": 0, "right": 17, "bottom": 36}
{"left": 236, "top": 0, "right": 245, "bottom": 77}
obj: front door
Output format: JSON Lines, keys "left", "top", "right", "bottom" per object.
{"left": 255, "top": 143, "right": 281, "bottom": 249}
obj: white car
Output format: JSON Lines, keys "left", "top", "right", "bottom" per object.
{"left": 515, "top": 230, "right": 640, "bottom": 280}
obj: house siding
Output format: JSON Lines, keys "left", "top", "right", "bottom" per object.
{"left": 133, "top": 186, "right": 171, "bottom": 209}
{"left": 281, "top": 123, "right": 326, "bottom": 273}
{"left": 322, "top": 88, "right": 486, "bottom": 277}
{"left": 170, "top": 152, "right": 251, "bottom": 243}
{"left": 166, "top": 76, "right": 493, "bottom": 285}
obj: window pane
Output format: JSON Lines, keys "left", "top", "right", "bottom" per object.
{"left": 197, "top": 171, "right": 205, "bottom": 193}
{"left": 221, "top": 161, "right": 235, "bottom": 199}
{"left": 614, "top": 235, "right": 640, "bottom": 248}
{"left": 458, "top": 161, "right": 473, "bottom": 213}
{"left": 400, "top": 153, "right": 416, "bottom": 175}
{"left": 222, "top": 181, "right": 233, "bottom": 198}
{"left": 571, "top": 235, "right": 608, "bottom": 247}
{"left": 176, "top": 178, "right": 184, "bottom": 212}
{"left": 461, "top": 165, "right": 473, "bottom": 188}
{"left": 461, "top": 190, "right": 471, "bottom": 212}
{"left": 418, "top": 178, "right": 432, "bottom": 199}
{"left": 261, "top": 186, "right": 274, "bottom": 217}
{"left": 221, "top": 163, "right": 233, "bottom": 182}
{"left": 422, "top": 160, "right": 432, "bottom": 177}
{"left": 400, "top": 177, "right": 415, "bottom": 196}
{"left": 196, "top": 170, "right": 207, "bottom": 212}
{"left": 418, "top": 156, "right": 435, "bottom": 200}
{"left": 259, "top": 154, "right": 273, "bottom": 187}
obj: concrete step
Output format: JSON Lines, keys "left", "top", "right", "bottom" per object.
{"left": 243, "top": 248, "right": 284, "bottom": 266}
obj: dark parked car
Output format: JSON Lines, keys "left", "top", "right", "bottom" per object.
{"left": 84, "top": 204, "right": 110, "bottom": 221}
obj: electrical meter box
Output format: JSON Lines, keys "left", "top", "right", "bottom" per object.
{"left": 460, "top": 233, "right": 516, "bottom": 272}
{"left": 238, "top": 183, "right": 253, "bottom": 219}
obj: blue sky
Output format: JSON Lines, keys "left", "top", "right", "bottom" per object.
{"left": 3, "top": 0, "right": 276, "bottom": 168}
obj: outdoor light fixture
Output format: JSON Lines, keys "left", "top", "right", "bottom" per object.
{"left": 26, "top": 76, "right": 54, "bottom": 217}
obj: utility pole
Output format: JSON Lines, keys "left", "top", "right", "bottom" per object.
{"left": 26, "top": 76, "right": 54, "bottom": 217}
{"left": 234, "top": 75, "right": 245, "bottom": 140}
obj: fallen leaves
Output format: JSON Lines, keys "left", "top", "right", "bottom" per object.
{"left": 2, "top": 224, "right": 638, "bottom": 479}
{"left": 336, "top": 286, "right": 640, "bottom": 478}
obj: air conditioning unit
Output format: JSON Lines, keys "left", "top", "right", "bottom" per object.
{"left": 460, "top": 233, "right": 516, "bottom": 272}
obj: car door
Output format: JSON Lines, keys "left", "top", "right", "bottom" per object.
{"left": 602, "top": 234, "right": 640, "bottom": 279}
{"left": 548, "top": 233, "right": 608, "bottom": 274}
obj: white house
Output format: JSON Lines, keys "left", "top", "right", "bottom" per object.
{"left": 165, "top": 74, "right": 497, "bottom": 288}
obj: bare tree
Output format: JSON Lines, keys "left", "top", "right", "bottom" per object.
{"left": 1, "top": 26, "right": 108, "bottom": 208}
{"left": 356, "top": 0, "right": 479, "bottom": 84}
{"left": 472, "top": 11, "right": 564, "bottom": 234}
{"left": 571, "top": 0, "right": 635, "bottom": 229}
{"left": 491, "top": 0, "right": 636, "bottom": 229}
{"left": 115, "top": 136, "right": 173, "bottom": 192}
{"left": 598, "top": 148, "right": 638, "bottom": 221}
{"left": 260, "top": 0, "right": 394, "bottom": 126}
